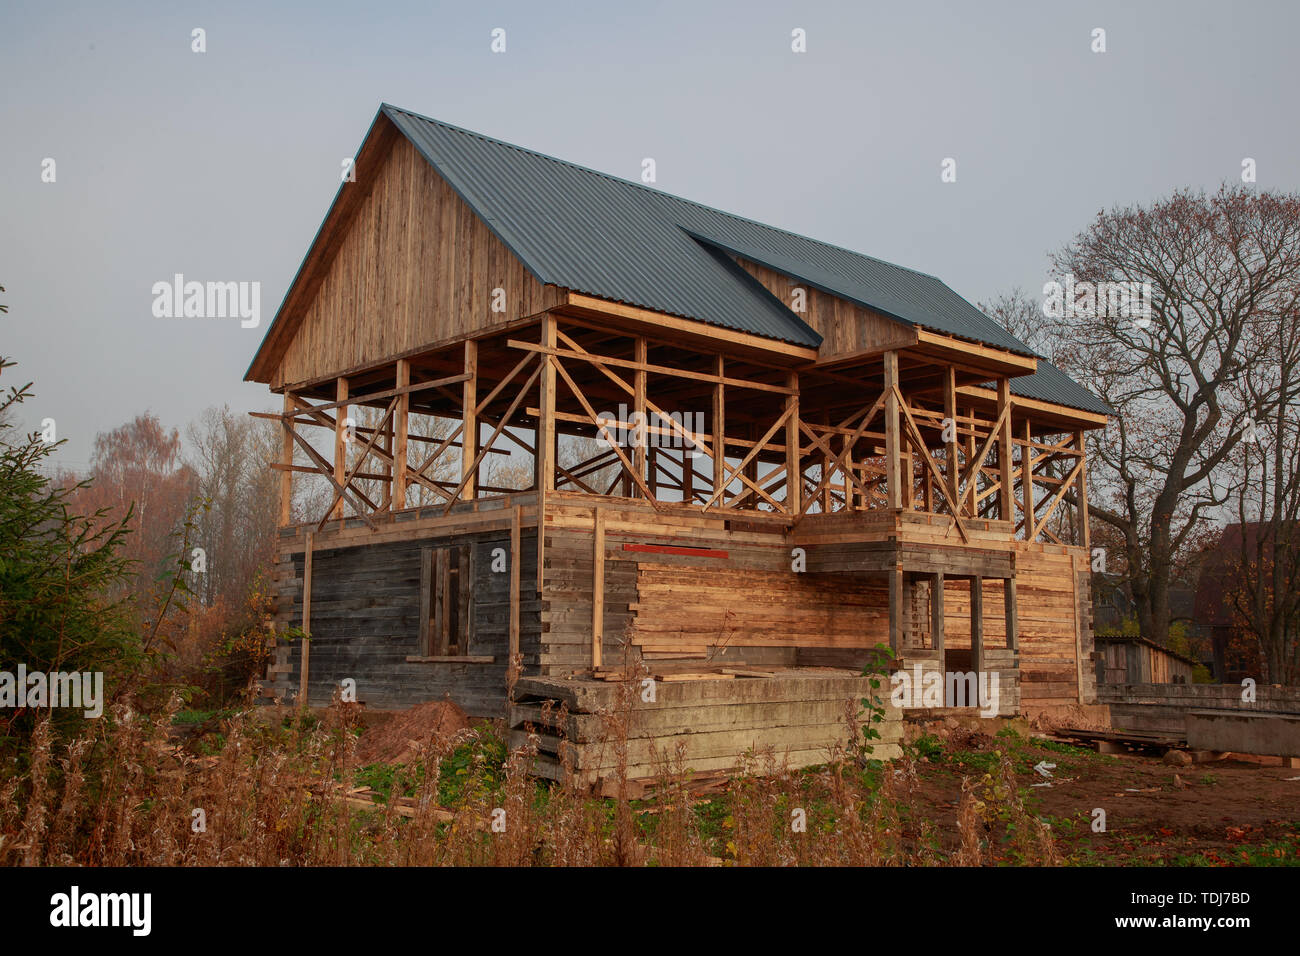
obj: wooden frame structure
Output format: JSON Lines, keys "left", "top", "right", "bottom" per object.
{"left": 249, "top": 106, "right": 1109, "bottom": 742}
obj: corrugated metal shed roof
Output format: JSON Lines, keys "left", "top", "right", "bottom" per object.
{"left": 379, "top": 104, "right": 1108, "bottom": 415}
{"left": 1007, "top": 360, "right": 1113, "bottom": 416}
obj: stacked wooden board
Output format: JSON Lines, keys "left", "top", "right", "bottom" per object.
{"left": 508, "top": 669, "right": 902, "bottom": 789}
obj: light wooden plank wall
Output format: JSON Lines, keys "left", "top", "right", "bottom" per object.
{"left": 274, "top": 136, "right": 565, "bottom": 389}
{"left": 732, "top": 256, "right": 916, "bottom": 359}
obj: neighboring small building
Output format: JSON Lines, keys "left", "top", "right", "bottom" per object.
{"left": 1194, "top": 523, "right": 1277, "bottom": 682}
{"left": 1094, "top": 633, "right": 1199, "bottom": 685}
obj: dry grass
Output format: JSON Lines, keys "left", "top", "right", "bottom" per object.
{"left": 0, "top": 692, "right": 1062, "bottom": 867}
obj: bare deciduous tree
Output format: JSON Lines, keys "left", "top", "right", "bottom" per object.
{"left": 1050, "top": 185, "right": 1300, "bottom": 645}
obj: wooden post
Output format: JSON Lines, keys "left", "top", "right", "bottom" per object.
{"left": 537, "top": 318, "right": 556, "bottom": 496}
{"left": 1075, "top": 429, "right": 1090, "bottom": 554}
{"left": 712, "top": 354, "right": 725, "bottom": 503}
{"left": 299, "top": 531, "right": 314, "bottom": 709}
{"left": 997, "top": 379, "right": 1013, "bottom": 522}
{"left": 943, "top": 367, "right": 959, "bottom": 507}
{"left": 821, "top": 413, "right": 833, "bottom": 513}
{"left": 279, "top": 392, "right": 295, "bottom": 526}
{"left": 931, "top": 572, "right": 945, "bottom": 656}
{"left": 971, "top": 575, "right": 984, "bottom": 674}
{"left": 633, "top": 336, "right": 647, "bottom": 498}
{"left": 901, "top": 447, "right": 912, "bottom": 511}
{"left": 1021, "top": 419, "right": 1034, "bottom": 540}
{"left": 591, "top": 507, "right": 604, "bottom": 670}
{"left": 461, "top": 341, "right": 478, "bottom": 500}
{"left": 743, "top": 423, "right": 759, "bottom": 509}
{"left": 509, "top": 504, "right": 521, "bottom": 663}
{"left": 681, "top": 447, "right": 694, "bottom": 504}
{"left": 884, "top": 351, "right": 902, "bottom": 510}
{"left": 647, "top": 445, "right": 658, "bottom": 498}
{"left": 537, "top": 317, "right": 556, "bottom": 592}
{"left": 332, "top": 377, "right": 349, "bottom": 521}
{"left": 393, "top": 361, "right": 409, "bottom": 511}
{"left": 785, "top": 371, "right": 800, "bottom": 515}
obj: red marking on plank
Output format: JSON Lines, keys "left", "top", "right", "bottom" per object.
{"left": 622, "top": 543, "right": 729, "bottom": 559}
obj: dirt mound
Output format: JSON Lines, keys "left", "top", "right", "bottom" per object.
{"left": 354, "top": 698, "right": 474, "bottom": 765}
{"left": 1027, "top": 704, "right": 1111, "bottom": 734}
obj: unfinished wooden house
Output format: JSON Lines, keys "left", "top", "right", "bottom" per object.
{"left": 247, "top": 104, "right": 1111, "bottom": 780}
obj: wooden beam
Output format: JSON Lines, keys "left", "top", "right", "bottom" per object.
{"left": 461, "top": 341, "right": 478, "bottom": 500}
{"left": 317, "top": 395, "right": 397, "bottom": 530}
{"left": 591, "top": 506, "right": 604, "bottom": 670}
{"left": 537, "top": 317, "right": 556, "bottom": 594}
{"left": 785, "top": 371, "right": 800, "bottom": 515}
{"left": 884, "top": 351, "right": 902, "bottom": 510}
{"left": 895, "top": 390, "right": 968, "bottom": 542}
{"left": 997, "top": 379, "right": 1014, "bottom": 522}
{"left": 633, "top": 337, "right": 647, "bottom": 498}
{"left": 698, "top": 405, "right": 793, "bottom": 511}
{"left": 971, "top": 575, "right": 984, "bottom": 674}
{"left": 279, "top": 392, "right": 295, "bottom": 526}
{"left": 299, "top": 531, "right": 314, "bottom": 709}
{"left": 712, "top": 354, "right": 725, "bottom": 497}
{"left": 286, "top": 419, "right": 379, "bottom": 530}
{"left": 537, "top": 318, "right": 557, "bottom": 496}
{"left": 393, "top": 360, "right": 410, "bottom": 511}
{"left": 440, "top": 357, "right": 543, "bottom": 515}
{"left": 509, "top": 504, "right": 521, "bottom": 668}
{"left": 272, "top": 371, "right": 471, "bottom": 419}
{"left": 562, "top": 292, "right": 819, "bottom": 363}
{"left": 956, "top": 384, "right": 1110, "bottom": 430}
{"left": 943, "top": 366, "right": 958, "bottom": 503}
{"left": 1030, "top": 457, "right": 1085, "bottom": 542}
{"left": 1022, "top": 419, "right": 1034, "bottom": 542}
{"left": 332, "top": 377, "right": 349, "bottom": 520}
{"left": 914, "top": 328, "right": 1038, "bottom": 376}
{"left": 1076, "top": 429, "right": 1091, "bottom": 555}
{"left": 511, "top": 338, "right": 795, "bottom": 394}
{"left": 551, "top": 358, "right": 659, "bottom": 505}
{"left": 960, "top": 397, "right": 1012, "bottom": 516}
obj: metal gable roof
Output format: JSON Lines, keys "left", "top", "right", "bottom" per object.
{"left": 376, "top": 104, "right": 1108, "bottom": 415}
{"left": 384, "top": 105, "right": 820, "bottom": 348}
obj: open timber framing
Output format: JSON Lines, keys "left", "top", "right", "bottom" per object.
{"left": 248, "top": 105, "right": 1111, "bottom": 782}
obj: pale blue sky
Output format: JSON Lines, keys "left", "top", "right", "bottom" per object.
{"left": 3, "top": 0, "right": 1296, "bottom": 468}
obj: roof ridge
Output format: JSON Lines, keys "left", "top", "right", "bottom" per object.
{"left": 380, "top": 103, "right": 944, "bottom": 284}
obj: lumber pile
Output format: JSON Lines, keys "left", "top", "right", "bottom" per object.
{"left": 508, "top": 669, "right": 903, "bottom": 789}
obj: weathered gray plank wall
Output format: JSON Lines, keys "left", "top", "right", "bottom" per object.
{"left": 278, "top": 530, "right": 539, "bottom": 716}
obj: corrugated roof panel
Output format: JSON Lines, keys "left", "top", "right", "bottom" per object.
{"left": 386, "top": 106, "right": 819, "bottom": 347}
{"left": 1008, "top": 360, "right": 1114, "bottom": 416}
{"left": 380, "top": 104, "right": 1109, "bottom": 416}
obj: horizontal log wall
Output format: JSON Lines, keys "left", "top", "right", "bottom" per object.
{"left": 632, "top": 564, "right": 887, "bottom": 656}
